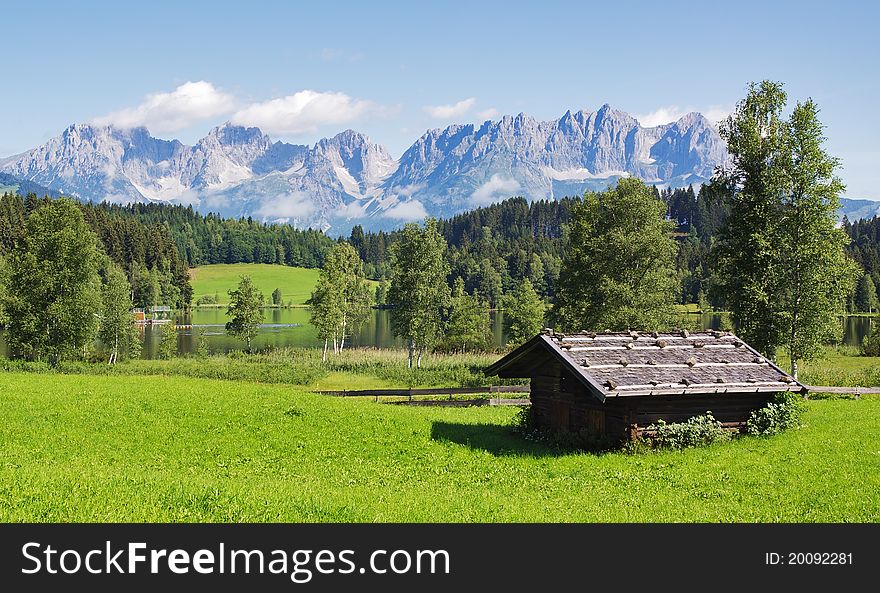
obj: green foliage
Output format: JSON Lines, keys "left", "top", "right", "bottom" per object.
{"left": 713, "top": 81, "right": 858, "bottom": 377}
{"left": 0, "top": 254, "right": 7, "bottom": 326}
{"left": 78, "top": 200, "right": 334, "bottom": 270}
{"left": 374, "top": 281, "right": 388, "bottom": 306}
{"left": 476, "top": 258, "right": 504, "bottom": 307}
{"left": 97, "top": 259, "right": 139, "bottom": 363}
{"left": 551, "top": 178, "right": 678, "bottom": 332}
{"left": 309, "top": 243, "right": 373, "bottom": 358}
{"left": 860, "top": 330, "right": 880, "bottom": 357}
{"left": 195, "top": 293, "right": 218, "bottom": 306}
{"left": 855, "top": 274, "right": 878, "bottom": 313}
{"left": 441, "top": 277, "right": 492, "bottom": 353}
{"left": 157, "top": 325, "right": 178, "bottom": 360}
{"left": 1, "top": 198, "right": 103, "bottom": 363}
{"left": 645, "top": 412, "right": 732, "bottom": 450}
{"left": 271, "top": 287, "right": 283, "bottom": 306}
{"left": 195, "top": 328, "right": 211, "bottom": 358}
{"left": 502, "top": 278, "right": 545, "bottom": 347}
{"left": 387, "top": 219, "right": 451, "bottom": 368}
{"left": 225, "top": 275, "right": 265, "bottom": 352}
{"left": 746, "top": 393, "right": 804, "bottom": 436}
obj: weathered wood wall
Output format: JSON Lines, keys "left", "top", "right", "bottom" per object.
{"left": 529, "top": 361, "right": 775, "bottom": 443}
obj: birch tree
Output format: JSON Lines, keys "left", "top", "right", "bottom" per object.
{"left": 387, "top": 219, "right": 450, "bottom": 368}
{"left": 309, "top": 242, "right": 372, "bottom": 360}
{"left": 98, "top": 260, "right": 139, "bottom": 363}
{"left": 713, "top": 81, "right": 858, "bottom": 378}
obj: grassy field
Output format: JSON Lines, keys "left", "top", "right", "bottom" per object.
{"left": 189, "top": 264, "right": 322, "bottom": 305}
{"left": 778, "top": 346, "right": 880, "bottom": 388}
{"left": 0, "top": 348, "right": 512, "bottom": 390}
{"left": 0, "top": 371, "right": 877, "bottom": 522}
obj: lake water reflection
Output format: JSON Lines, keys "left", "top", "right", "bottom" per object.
{"left": 0, "top": 310, "right": 874, "bottom": 359}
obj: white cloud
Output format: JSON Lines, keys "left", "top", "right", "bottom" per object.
{"left": 381, "top": 200, "right": 428, "bottom": 221}
{"left": 92, "top": 81, "right": 236, "bottom": 133}
{"left": 391, "top": 183, "right": 424, "bottom": 198}
{"left": 338, "top": 201, "right": 367, "bottom": 219}
{"left": 424, "top": 97, "right": 476, "bottom": 119}
{"left": 232, "top": 90, "right": 378, "bottom": 136}
{"left": 255, "top": 192, "right": 316, "bottom": 221}
{"left": 635, "top": 106, "right": 689, "bottom": 127}
{"left": 470, "top": 174, "right": 521, "bottom": 205}
{"left": 703, "top": 105, "right": 733, "bottom": 124}
{"left": 476, "top": 107, "right": 499, "bottom": 120}
{"left": 635, "top": 104, "right": 733, "bottom": 127}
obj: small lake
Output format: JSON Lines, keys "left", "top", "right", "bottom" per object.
{"left": 0, "top": 310, "right": 874, "bottom": 359}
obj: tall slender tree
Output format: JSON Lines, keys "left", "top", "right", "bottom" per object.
{"left": 97, "top": 259, "right": 140, "bottom": 364}
{"left": 855, "top": 274, "right": 878, "bottom": 313}
{"left": 713, "top": 81, "right": 858, "bottom": 377}
{"left": 502, "top": 278, "right": 545, "bottom": 347}
{"left": 308, "top": 242, "right": 372, "bottom": 360}
{"left": 387, "top": 219, "right": 450, "bottom": 368}
{"left": 443, "top": 277, "right": 491, "bottom": 353}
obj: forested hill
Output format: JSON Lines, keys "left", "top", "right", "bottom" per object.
{"left": 78, "top": 202, "right": 336, "bottom": 269}
{"left": 3, "top": 187, "right": 879, "bottom": 312}
{"left": 349, "top": 197, "right": 577, "bottom": 301}
{"left": 0, "top": 193, "right": 191, "bottom": 309}
{"left": 350, "top": 187, "right": 730, "bottom": 306}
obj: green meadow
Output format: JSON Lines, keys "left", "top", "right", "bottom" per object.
{"left": 0, "top": 371, "right": 877, "bottom": 522}
{"left": 189, "top": 264, "right": 322, "bottom": 305}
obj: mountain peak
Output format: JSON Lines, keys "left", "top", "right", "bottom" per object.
{"left": 2, "top": 104, "right": 729, "bottom": 233}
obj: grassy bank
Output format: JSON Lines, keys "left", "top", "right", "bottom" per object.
{"left": 0, "top": 348, "right": 516, "bottom": 390}
{"left": 777, "top": 346, "right": 880, "bottom": 388}
{"left": 2, "top": 344, "right": 878, "bottom": 390}
{"left": 0, "top": 372, "right": 877, "bottom": 522}
{"left": 189, "top": 263, "right": 322, "bottom": 305}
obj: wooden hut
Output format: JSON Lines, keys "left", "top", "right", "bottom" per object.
{"left": 485, "top": 329, "right": 806, "bottom": 443}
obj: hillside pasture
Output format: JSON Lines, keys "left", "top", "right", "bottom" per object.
{"left": 189, "top": 263, "right": 322, "bottom": 305}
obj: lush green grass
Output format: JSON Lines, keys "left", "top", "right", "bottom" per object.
{"left": 0, "top": 347, "right": 517, "bottom": 390}
{"left": 189, "top": 263, "right": 322, "bottom": 305}
{"left": 0, "top": 371, "right": 877, "bottom": 522}
{"left": 777, "top": 346, "right": 880, "bottom": 387}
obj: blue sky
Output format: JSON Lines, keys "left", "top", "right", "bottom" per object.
{"left": 3, "top": 0, "right": 878, "bottom": 197}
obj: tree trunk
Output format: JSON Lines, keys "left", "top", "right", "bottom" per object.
{"left": 340, "top": 312, "right": 347, "bottom": 352}
{"left": 322, "top": 338, "right": 329, "bottom": 363}
{"left": 407, "top": 338, "right": 414, "bottom": 369}
{"left": 791, "top": 358, "right": 798, "bottom": 381}
{"left": 417, "top": 347, "right": 423, "bottom": 369}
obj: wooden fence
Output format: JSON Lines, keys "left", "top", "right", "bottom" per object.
{"left": 314, "top": 385, "right": 530, "bottom": 405}
{"left": 805, "top": 386, "right": 880, "bottom": 399}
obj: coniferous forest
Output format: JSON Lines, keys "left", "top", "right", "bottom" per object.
{"left": 3, "top": 186, "right": 880, "bottom": 314}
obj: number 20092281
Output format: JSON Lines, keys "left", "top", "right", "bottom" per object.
{"left": 766, "top": 552, "right": 853, "bottom": 565}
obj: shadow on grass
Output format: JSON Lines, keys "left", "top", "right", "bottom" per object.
{"left": 430, "top": 421, "right": 578, "bottom": 458}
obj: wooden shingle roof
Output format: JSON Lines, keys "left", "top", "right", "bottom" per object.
{"left": 485, "top": 330, "right": 806, "bottom": 402}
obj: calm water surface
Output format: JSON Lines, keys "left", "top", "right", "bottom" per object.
{"left": 0, "top": 310, "right": 874, "bottom": 359}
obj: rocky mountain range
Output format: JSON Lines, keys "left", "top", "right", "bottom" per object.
{"left": 3, "top": 105, "right": 734, "bottom": 233}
